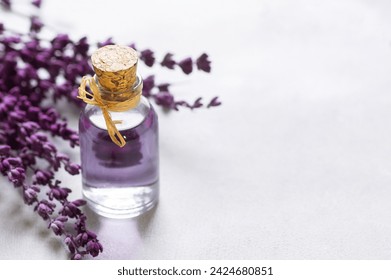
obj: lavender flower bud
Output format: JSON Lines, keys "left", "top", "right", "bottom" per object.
{"left": 128, "top": 43, "right": 137, "bottom": 50}
{"left": 73, "top": 199, "right": 86, "bottom": 207}
{"left": 143, "top": 75, "right": 155, "bottom": 97}
{"left": 178, "top": 57, "right": 193, "bottom": 74}
{"left": 30, "top": 16, "right": 43, "bottom": 33}
{"left": 1, "top": 159, "right": 10, "bottom": 170}
{"left": 60, "top": 201, "right": 82, "bottom": 218}
{"left": 140, "top": 49, "right": 155, "bottom": 67}
{"left": 174, "top": 100, "right": 191, "bottom": 111}
{"left": 42, "top": 143, "right": 56, "bottom": 155}
{"left": 196, "top": 53, "right": 211, "bottom": 73}
{"left": 65, "top": 163, "right": 80, "bottom": 175}
{"left": 39, "top": 80, "right": 53, "bottom": 91}
{"left": 155, "top": 91, "right": 174, "bottom": 108}
{"left": 34, "top": 170, "right": 53, "bottom": 185}
{"left": 36, "top": 200, "right": 55, "bottom": 220}
{"left": 67, "top": 242, "right": 76, "bottom": 254}
{"left": 207, "top": 96, "right": 221, "bottom": 108}
{"left": 49, "top": 187, "right": 71, "bottom": 200}
{"left": 56, "top": 153, "right": 70, "bottom": 162}
{"left": 9, "top": 111, "right": 26, "bottom": 123}
{"left": 8, "top": 167, "right": 25, "bottom": 185}
{"left": 50, "top": 217, "right": 67, "bottom": 236}
{"left": 5, "top": 157, "right": 22, "bottom": 167}
{"left": 50, "top": 222, "right": 62, "bottom": 235}
{"left": 23, "top": 187, "right": 37, "bottom": 205}
{"left": 160, "top": 53, "right": 176, "bottom": 69}
{"left": 97, "top": 37, "right": 114, "bottom": 48}
{"left": 31, "top": 0, "right": 42, "bottom": 8}
{"left": 76, "top": 232, "right": 89, "bottom": 245}
{"left": 2, "top": 95, "right": 17, "bottom": 108}
{"left": 86, "top": 240, "right": 103, "bottom": 257}
{"left": 64, "top": 236, "right": 72, "bottom": 246}
{"left": 0, "top": 145, "right": 11, "bottom": 156}
{"left": 74, "top": 37, "right": 90, "bottom": 56}
{"left": 51, "top": 34, "right": 70, "bottom": 51}
{"left": 21, "top": 121, "right": 40, "bottom": 133}
{"left": 157, "top": 83, "right": 170, "bottom": 92}
{"left": 191, "top": 97, "right": 203, "bottom": 109}
{"left": 72, "top": 254, "right": 82, "bottom": 260}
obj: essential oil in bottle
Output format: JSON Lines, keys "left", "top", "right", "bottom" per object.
{"left": 78, "top": 45, "right": 159, "bottom": 218}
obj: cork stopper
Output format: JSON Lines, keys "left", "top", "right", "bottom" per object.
{"left": 91, "top": 45, "right": 138, "bottom": 92}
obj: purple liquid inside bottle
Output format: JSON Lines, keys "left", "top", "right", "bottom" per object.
{"left": 79, "top": 94, "right": 159, "bottom": 218}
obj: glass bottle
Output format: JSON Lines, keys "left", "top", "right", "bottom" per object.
{"left": 78, "top": 45, "right": 159, "bottom": 218}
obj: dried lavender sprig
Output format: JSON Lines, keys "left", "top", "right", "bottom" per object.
{"left": 137, "top": 45, "right": 211, "bottom": 74}
{"left": 0, "top": 94, "right": 102, "bottom": 258}
{"left": 142, "top": 75, "right": 221, "bottom": 110}
{"left": 1, "top": 10, "right": 101, "bottom": 258}
{"left": 0, "top": 149, "right": 102, "bottom": 259}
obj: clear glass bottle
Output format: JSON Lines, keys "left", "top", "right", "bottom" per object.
{"left": 78, "top": 46, "right": 159, "bottom": 218}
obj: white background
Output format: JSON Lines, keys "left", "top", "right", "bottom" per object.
{"left": 1, "top": 0, "right": 391, "bottom": 259}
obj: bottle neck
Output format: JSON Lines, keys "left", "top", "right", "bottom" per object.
{"left": 93, "top": 74, "right": 143, "bottom": 104}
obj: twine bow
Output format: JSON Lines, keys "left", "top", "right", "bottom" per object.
{"left": 78, "top": 76, "right": 141, "bottom": 147}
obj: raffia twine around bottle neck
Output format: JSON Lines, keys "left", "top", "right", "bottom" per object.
{"left": 77, "top": 76, "right": 143, "bottom": 147}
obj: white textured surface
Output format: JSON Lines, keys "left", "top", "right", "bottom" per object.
{"left": 1, "top": 0, "right": 391, "bottom": 259}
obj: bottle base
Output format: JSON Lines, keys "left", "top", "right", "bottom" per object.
{"left": 82, "top": 182, "right": 159, "bottom": 219}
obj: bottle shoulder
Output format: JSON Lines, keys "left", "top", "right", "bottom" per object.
{"left": 82, "top": 96, "right": 156, "bottom": 131}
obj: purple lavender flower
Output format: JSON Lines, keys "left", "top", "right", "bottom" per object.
{"left": 64, "top": 236, "right": 76, "bottom": 254}
{"left": 97, "top": 37, "right": 114, "bottom": 48}
{"left": 60, "top": 200, "right": 85, "bottom": 218}
{"left": 72, "top": 254, "right": 82, "bottom": 260}
{"left": 161, "top": 53, "right": 176, "bottom": 69}
{"left": 31, "top": 0, "right": 41, "bottom": 8}
{"left": 207, "top": 96, "right": 221, "bottom": 108}
{"left": 157, "top": 83, "right": 170, "bottom": 92}
{"left": 140, "top": 49, "right": 155, "bottom": 67}
{"left": 65, "top": 64, "right": 83, "bottom": 82}
{"left": 191, "top": 97, "right": 203, "bottom": 109}
{"left": 23, "top": 185, "right": 40, "bottom": 205}
{"left": 0, "top": 23, "right": 4, "bottom": 34}
{"left": 155, "top": 91, "right": 174, "bottom": 108}
{"left": 21, "top": 121, "right": 40, "bottom": 134}
{"left": 196, "top": 53, "right": 211, "bottom": 72}
{"left": 48, "top": 187, "right": 71, "bottom": 200}
{"left": 4, "top": 157, "right": 22, "bottom": 167}
{"left": 51, "top": 34, "right": 70, "bottom": 51}
{"left": 143, "top": 75, "right": 155, "bottom": 97}
{"left": 86, "top": 240, "right": 103, "bottom": 257}
{"left": 74, "top": 37, "right": 89, "bottom": 56}
{"left": 30, "top": 16, "right": 43, "bottom": 33}
{"left": 128, "top": 43, "right": 137, "bottom": 50}
{"left": 65, "top": 162, "right": 80, "bottom": 175}
{"left": 49, "top": 216, "right": 68, "bottom": 235}
{"left": 7, "top": 167, "right": 25, "bottom": 186}
{"left": 0, "top": 145, "right": 10, "bottom": 156}
{"left": 23, "top": 188, "right": 37, "bottom": 204}
{"left": 34, "top": 170, "right": 53, "bottom": 185}
{"left": 35, "top": 200, "right": 55, "bottom": 220}
{"left": 175, "top": 101, "right": 191, "bottom": 110}
{"left": 75, "top": 230, "right": 97, "bottom": 246}
{"left": 178, "top": 57, "right": 193, "bottom": 74}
